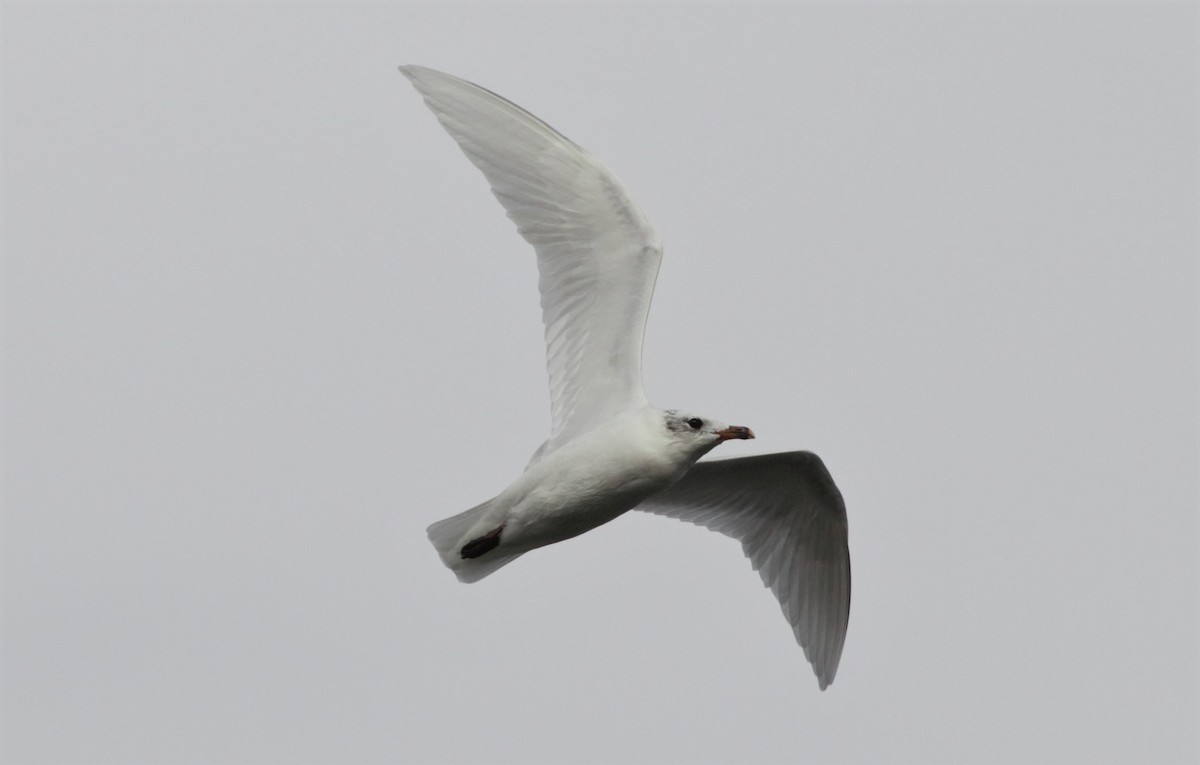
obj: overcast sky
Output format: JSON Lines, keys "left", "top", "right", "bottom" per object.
{"left": 4, "top": 3, "right": 1197, "bottom": 764}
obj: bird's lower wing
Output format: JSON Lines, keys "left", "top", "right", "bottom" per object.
{"left": 635, "top": 451, "right": 851, "bottom": 690}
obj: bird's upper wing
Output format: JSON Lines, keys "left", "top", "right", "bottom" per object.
{"left": 635, "top": 451, "right": 851, "bottom": 690}
{"left": 401, "top": 66, "right": 663, "bottom": 449}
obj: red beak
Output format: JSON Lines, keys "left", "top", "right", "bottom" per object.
{"left": 715, "top": 425, "right": 755, "bottom": 441}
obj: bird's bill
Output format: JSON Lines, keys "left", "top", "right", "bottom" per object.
{"left": 715, "top": 425, "right": 755, "bottom": 441}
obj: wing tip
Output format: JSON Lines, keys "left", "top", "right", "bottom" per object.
{"left": 398, "top": 64, "right": 444, "bottom": 89}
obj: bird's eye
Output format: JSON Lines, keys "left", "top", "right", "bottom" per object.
{"left": 686, "top": 418, "right": 703, "bottom": 430}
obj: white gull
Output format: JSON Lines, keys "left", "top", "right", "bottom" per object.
{"left": 400, "top": 65, "right": 851, "bottom": 689}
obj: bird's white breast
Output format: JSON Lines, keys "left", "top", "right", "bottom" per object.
{"left": 498, "top": 408, "right": 687, "bottom": 552}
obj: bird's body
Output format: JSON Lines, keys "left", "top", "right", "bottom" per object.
{"left": 401, "top": 65, "right": 852, "bottom": 689}
{"left": 429, "top": 405, "right": 733, "bottom": 582}
{"left": 436, "top": 408, "right": 682, "bottom": 568}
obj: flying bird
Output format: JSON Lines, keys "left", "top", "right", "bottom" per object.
{"left": 400, "top": 65, "right": 850, "bottom": 689}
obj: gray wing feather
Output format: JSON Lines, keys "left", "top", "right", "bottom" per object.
{"left": 400, "top": 66, "right": 662, "bottom": 450}
{"left": 636, "top": 451, "right": 851, "bottom": 690}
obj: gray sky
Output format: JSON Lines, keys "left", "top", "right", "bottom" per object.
{"left": 3, "top": 3, "right": 1196, "bottom": 764}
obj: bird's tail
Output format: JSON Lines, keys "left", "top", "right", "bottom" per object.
{"left": 427, "top": 499, "right": 524, "bottom": 583}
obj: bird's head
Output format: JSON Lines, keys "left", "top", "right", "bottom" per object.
{"left": 661, "top": 409, "right": 755, "bottom": 459}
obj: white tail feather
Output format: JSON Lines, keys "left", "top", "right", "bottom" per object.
{"left": 426, "top": 499, "right": 524, "bottom": 583}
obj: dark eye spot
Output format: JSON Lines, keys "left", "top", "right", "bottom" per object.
{"left": 687, "top": 418, "right": 703, "bottom": 430}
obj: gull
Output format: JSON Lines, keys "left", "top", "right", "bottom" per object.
{"left": 400, "top": 65, "right": 851, "bottom": 689}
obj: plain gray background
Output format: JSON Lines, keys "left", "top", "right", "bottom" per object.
{"left": 4, "top": 3, "right": 1197, "bottom": 764}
